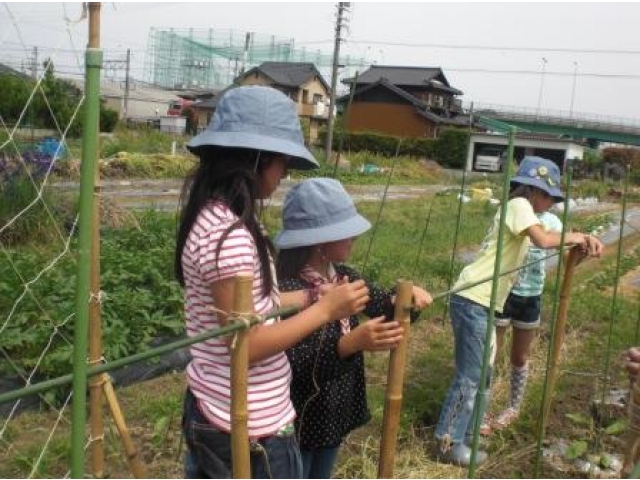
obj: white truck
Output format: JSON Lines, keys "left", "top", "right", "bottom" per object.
{"left": 474, "top": 146, "right": 504, "bottom": 172}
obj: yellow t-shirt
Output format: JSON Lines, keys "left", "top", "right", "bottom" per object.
{"left": 453, "top": 197, "right": 540, "bottom": 311}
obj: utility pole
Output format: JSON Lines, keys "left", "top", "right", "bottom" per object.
{"left": 325, "top": 2, "right": 350, "bottom": 164}
{"left": 123, "top": 48, "right": 131, "bottom": 119}
{"left": 30, "top": 46, "right": 38, "bottom": 139}
{"left": 240, "top": 32, "right": 252, "bottom": 76}
{"left": 31, "top": 46, "right": 38, "bottom": 79}
{"left": 569, "top": 61, "right": 578, "bottom": 118}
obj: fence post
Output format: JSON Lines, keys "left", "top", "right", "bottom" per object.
{"left": 230, "top": 274, "right": 252, "bottom": 478}
{"left": 378, "top": 280, "right": 413, "bottom": 478}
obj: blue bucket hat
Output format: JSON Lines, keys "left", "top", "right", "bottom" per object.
{"left": 510, "top": 156, "right": 564, "bottom": 202}
{"left": 187, "top": 85, "right": 318, "bottom": 170}
{"left": 274, "top": 178, "right": 371, "bottom": 249}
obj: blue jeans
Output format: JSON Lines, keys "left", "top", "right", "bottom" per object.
{"left": 301, "top": 446, "right": 340, "bottom": 479}
{"left": 435, "top": 295, "right": 494, "bottom": 445}
{"left": 182, "top": 389, "right": 303, "bottom": 478}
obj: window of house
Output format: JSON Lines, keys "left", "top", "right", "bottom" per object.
{"left": 302, "top": 89, "right": 309, "bottom": 104}
{"left": 313, "top": 93, "right": 322, "bottom": 104}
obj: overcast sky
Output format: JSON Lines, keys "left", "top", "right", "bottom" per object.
{"left": 2, "top": 2, "right": 640, "bottom": 121}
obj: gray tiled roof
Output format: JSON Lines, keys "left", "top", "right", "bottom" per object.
{"left": 338, "top": 78, "right": 465, "bottom": 126}
{"left": 344, "top": 65, "right": 462, "bottom": 95}
{"left": 239, "top": 62, "right": 329, "bottom": 91}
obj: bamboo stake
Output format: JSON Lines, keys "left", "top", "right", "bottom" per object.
{"left": 88, "top": 66, "right": 105, "bottom": 480}
{"left": 377, "top": 280, "right": 413, "bottom": 479}
{"left": 102, "top": 375, "right": 147, "bottom": 478}
{"left": 70, "top": 3, "right": 101, "bottom": 476}
{"left": 230, "top": 274, "right": 252, "bottom": 479}
{"left": 540, "top": 247, "right": 585, "bottom": 435}
{"left": 623, "top": 380, "right": 640, "bottom": 475}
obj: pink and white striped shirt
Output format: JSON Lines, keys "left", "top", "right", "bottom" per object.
{"left": 182, "top": 201, "right": 295, "bottom": 438}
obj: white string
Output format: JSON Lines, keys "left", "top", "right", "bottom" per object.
{"left": 0, "top": 216, "right": 79, "bottom": 335}
{"left": 0, "top": 319, "right": 73, "bottom": 438}
{"left": 1, "top": 4, "right": 29, "bottom": 55}
{"left": 28, "top": 390, "right": 73, "bottom": 479}
{"left": 0, "top": 7, "right": 91, "bottom": 478}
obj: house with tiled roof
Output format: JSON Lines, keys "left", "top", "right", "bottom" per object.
{"left": 339, "top": 65, "right": 467, "bottom": 139}
{"left": 234, "top": 62, "right": 330, "bottom": 142}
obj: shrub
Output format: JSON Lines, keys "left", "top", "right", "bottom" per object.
{"left": 0, "top": 153, "right": 73, "bottom": 246}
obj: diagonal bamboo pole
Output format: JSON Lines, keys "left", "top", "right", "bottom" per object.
{"left": 540, "top": 246, "right": 585, "bottom": 434}
{"left": 230, "top": 274, "right": 252, "bottom": 478}
{"left": 377, "top": 280, "right": 413, "bottom": 478}
{"left": 102, "top": 375, "right": 147, "bottom": 478}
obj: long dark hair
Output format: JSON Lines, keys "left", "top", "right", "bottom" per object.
{"left": 276, "top": 246, "right": 314, "bottom": 280}
{"left": 175, "top": 146, "right": 276, "bottom": 296}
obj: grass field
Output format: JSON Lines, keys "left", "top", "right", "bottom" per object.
{"left": 0, "top": 187, "right": 637, "bottom": 478}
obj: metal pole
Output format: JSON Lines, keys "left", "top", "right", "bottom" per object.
{"left": 0, "top": 306, "right": 298, "bottom": 407}
{"left": 468, "top": 126, "right": 516, "bottom": 478}
{"left": 442, "top": 169, "right": 468, "bottom": 322}
{"left": 71, "top": 3, "right": 101, "bottom": 477}
{"left": 534, "top": 161, "right": 575, "bottom": 476}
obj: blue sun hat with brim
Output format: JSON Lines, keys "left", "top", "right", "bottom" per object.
{"left": 187, "top": 85, "right": 319, "bottom": 170}
{"left": 274, "top": 178, "right": 372, "bottom": 249}
{"left": 510, "top": 156, "right": 564, "bottom": 202}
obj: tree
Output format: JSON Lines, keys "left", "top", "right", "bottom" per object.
{"left": 0, "top": 59, "right": 118, "bottom": 136}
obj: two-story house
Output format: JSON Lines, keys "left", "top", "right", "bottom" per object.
{"left": 339, "top": 65, "right": 468, "bottom": 139}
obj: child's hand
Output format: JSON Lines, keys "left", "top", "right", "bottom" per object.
{"left": 626, "top": 347, "right": 640, "bottom": 381}
{"left": 351, "top": 316, "right": 404, "bottom": 352}
{"left": 584, "top": 234, "right": 604, "bottom": 257}
{"left": 319, "top": 279, "right": 369, "bottom": 320}
{"left": 411, "top": 286, "right": 433, "bottom": 310}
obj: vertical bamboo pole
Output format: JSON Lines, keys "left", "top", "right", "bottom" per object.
{"left": 70, "top": 3, "right": 101, "bottom": 477}
{"left": 540, "top": 246, "right": 584, "bottom": 432}
{"left": 230, "top": 274, "right": 252, "bottom": 479}
{"left": 623, "top": 381, "right": 640, "bottom": 475}
{"left": 377, "top": 280, "right": 413, "bottom": 479}
{"left": 102, "top": 377, "right": 147, "bottom": 478}
{"left": 468, "top": 126, "right": 516, "bottom": 478}
{"left": 88, "top": 47, "right": 105, "bottom": 480}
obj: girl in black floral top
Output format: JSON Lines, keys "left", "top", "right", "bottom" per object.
{"left": 274, "top": 178, "right": 432, "bottom": 479}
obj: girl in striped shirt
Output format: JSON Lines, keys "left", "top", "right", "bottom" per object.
{"left": 176, "top": 86, "right": 370, "bottom": 478}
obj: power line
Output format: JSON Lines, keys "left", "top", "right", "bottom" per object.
{"left": 348, "top": 39, "right": 640, "bottom": 56}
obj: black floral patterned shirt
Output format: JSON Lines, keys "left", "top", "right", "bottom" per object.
{"left": 279, "top": 263, "right": 418, "bottom": 450}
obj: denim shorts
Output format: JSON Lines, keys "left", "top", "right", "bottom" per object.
{"left": 495, "top": 292, "right": 541, "bottom": 330}
{"left": 182, "top": 389, "right": 302, "bottom": 478}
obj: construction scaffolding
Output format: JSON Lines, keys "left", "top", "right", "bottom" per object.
{"left": 143, "top": 27, "right": 367, "bottom": 91}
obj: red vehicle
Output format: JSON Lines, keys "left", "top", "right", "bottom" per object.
{"left": 167, "top": 98, "right": 193, "bottom": 116}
